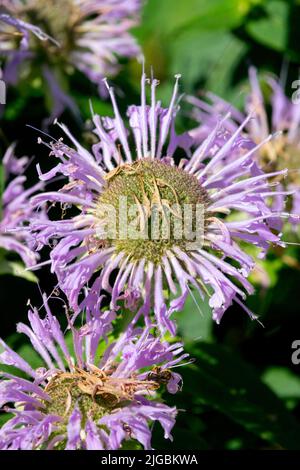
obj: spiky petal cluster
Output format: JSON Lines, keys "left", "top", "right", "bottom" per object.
{"left": 29, "top": 73, "right": 287, "bottom": 334}
{"left": 187, "top": 67, "right": 300, "bottom": 222}
{"left": 0, "top": 144, "right": 44, "bottom": 267}
{"left": 0, "top": 1, "right": 141, "bottom": 119}
{"left": 0, "top": 298, "right": 184, "bottom": 450}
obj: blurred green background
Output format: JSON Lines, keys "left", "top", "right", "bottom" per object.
{"left": 1, "top": 0, "right": 300, "bottom": 450}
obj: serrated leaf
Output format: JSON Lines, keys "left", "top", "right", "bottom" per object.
{"left": 246, "top": 0, "right": 288, "bottom": 51}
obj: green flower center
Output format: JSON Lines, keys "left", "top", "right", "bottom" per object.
{"left": 95, "top": 159, "right": 209, "bottom": 264}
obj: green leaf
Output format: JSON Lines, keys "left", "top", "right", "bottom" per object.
{"left": 141, "top": 0, "right": 250, "bottom": 38}
{"left": 121, "top": 440, "right": 142, "bottom": 450}
{"left": 0, "top": 343, "right": 42, "bottom": 379}
{"left": 173, "top": 292, "right": 213, "bottom": 343}
{"left": 170, "top": 29, "right": 247, "bottom": 93}
{"left": 262, "top": 367, "right": 300, "bottom": 400}
{"left": 138, "top": 0, "right": 251, "bottom": 93}
{"left": 74, "top": 94, "right": 113, "bottom": 121}
{"left": 0, "top": 412, "right": 12, "bottom": 427}
{"left": 16, "top": 343, "right": 43, "bottom": 370}
{"left": 246, "top": 248, "right": 283, "bottom": 288}
{"left": 0, "top": 259, "right": 38, "bottom": 282}
{"left": 246, "top": 1, "right": 288, "bottom": 51}
{"left": 184, "top": 343, "right": 300, "bottom": 449}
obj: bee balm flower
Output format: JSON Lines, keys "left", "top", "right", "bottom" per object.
{"left": 0, "top": 300, "right": 183, "bottom": 450}
{"left": 187, "top": 67, "right": 300, "bottom": 223}
{"left": 0, "top": 1, "right": 141, "bottom": 119}
{"left": 30, "top": 73, "right": 286, "bottom": 333}
{"left": 0, "top": 144, "right": 44, "bottom": 267}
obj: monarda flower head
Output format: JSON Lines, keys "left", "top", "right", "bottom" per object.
{"left": 0, "top": 298, "right": 184, "bottom": 450}
{"left": 0, "top": 143, "right": 45, "bottom": 267}
{"left": 187, "top": 67, "right": 300, "bottom": 225}
{"left": 30, "top": 73, "right": 286, "bottom": 333}
{"left": 0, "top": 1, "right": 141, "bottom": 120}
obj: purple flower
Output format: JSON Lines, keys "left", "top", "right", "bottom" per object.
{"left": 0, "top": 1, "right": 141, "bottom": 120}
{"left": 29, "top": 73, "right": 287, "bottom": 333}
{"left": 187, "top": 67, "right": 300, "bottom": 224}
{"left": 0, "top": 144, "right": 44, "bottom": 267}
{"left": 0, "top": 298, "right": 184, "bottom": 450}
{"left": 0, "top": 11, "right": 58, "bottom": 87}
